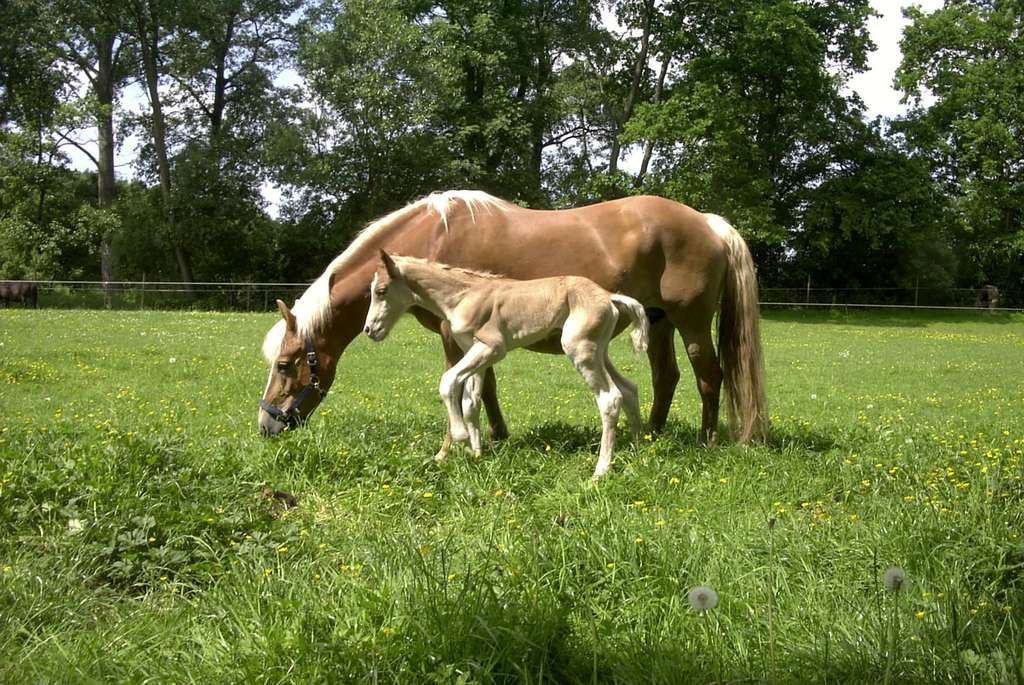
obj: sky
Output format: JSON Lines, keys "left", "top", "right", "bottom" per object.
{"left": 66, "top": 0, "right": 946, "bottom": 210}
{"left": 848, "top": 0, "right": 943, "bottom": 118}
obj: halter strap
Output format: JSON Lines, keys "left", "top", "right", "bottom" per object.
{"left": 259, "top": 334, "right": 325, "bottom": 429}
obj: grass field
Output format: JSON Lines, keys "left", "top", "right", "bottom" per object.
{"left": 1, "top": 307, "right": 1023, "bottom": 683}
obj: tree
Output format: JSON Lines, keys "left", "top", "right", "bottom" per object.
{"left": 896, "top": 0, "right": 1024, "bottom": 295}
{"left": 51, "top": 0, "right": 134, "bottom": 287}
{"left": 794, "top": 119, "right": 955, "bottom": 290}
{"left": 622, "top": 0, "right": 875, "bottom": 279}
{"left": 124, "top": 0, "right": 191, "bottom": 286}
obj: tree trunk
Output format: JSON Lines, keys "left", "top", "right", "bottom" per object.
{"left": 136, "top": 2, "right": 194, "bottom": 288}
{"left": 609, "top": 0, "right": 653, "bottom": 174}
{"left": 635, "top": 54, "right": 670, "bottom": 187}
{"left": 96, "top": 31, "right": 117, "bottom": 298}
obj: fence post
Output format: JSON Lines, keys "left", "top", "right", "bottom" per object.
{"left": 141, "top": 274, "right": 146, "bottom": 310}
{"left": 806, "top": 275, "right": 811, "bottom": 305}
{"left": 914, "top": 278, "right": 919, "bottom": 309}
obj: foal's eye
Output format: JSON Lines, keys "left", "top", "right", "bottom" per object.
{"left": 375, "top": 287, "right": 387, "bottom": 297}
{"left": 276, "top": 361, "right": 290, "bottom": 373}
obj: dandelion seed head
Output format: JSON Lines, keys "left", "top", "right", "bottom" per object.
{"left": 882, "top": 566, "right": 906, "bottom": 593}
{"left": 688, "top": 585, "right": 719, "bottom": 611}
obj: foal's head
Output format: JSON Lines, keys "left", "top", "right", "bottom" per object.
{"left": 364, "top": 251, "right": 413, "bottom": 342}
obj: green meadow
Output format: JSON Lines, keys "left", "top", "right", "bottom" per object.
{"left": 1, "top": 307, "right": 1022, "bottom": 683}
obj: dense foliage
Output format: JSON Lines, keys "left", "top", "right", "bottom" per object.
{"left": 0, "top": 0, "right": 1021, "bottom": 297}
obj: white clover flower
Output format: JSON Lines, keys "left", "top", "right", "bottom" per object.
{"left": 688, "top": 585, "right": 719, "bottom": 611}
{"left": 882, "top": 566, "right": 906, "bottom": 593}
{"left": 67, "top": 518, "right": 85, "bottom": 535}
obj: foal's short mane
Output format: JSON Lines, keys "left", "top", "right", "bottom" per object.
{"left": 392, "top": 255, "right": 507, "bottom": 281}
{"left": 262, "top": 190, "right": 513, "bottom": 362}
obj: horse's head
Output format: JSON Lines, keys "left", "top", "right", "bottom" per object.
{"left": 363, "top": 251, "right": 412, "bottom": 342}
{"left": 258, "top": 299, "right": 329, "bottom": 436}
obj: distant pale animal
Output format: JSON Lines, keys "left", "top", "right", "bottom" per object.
{"left": 364, "top": 252, "right": 649, "bottom": 478}
{"left": 258, "top": 190, "right": 768, "bottom": 447}
{"left": 0, "top": 281, "right": 38, "bottom": 308}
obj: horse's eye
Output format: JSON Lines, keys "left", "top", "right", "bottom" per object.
{"left": 375, "top": 288, "right": 387, "bottom": 297}
{"left": 276, "top": 361, "right": 289, "bottom": 373}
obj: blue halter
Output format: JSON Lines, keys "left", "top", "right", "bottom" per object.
{"left": 259, "top": 334, "right": 325, "bottom": 429}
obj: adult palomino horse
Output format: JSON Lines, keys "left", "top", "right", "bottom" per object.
{"left": 363, "top": 252, "right": 649, "bottom": 478}
{"left": 259, "top": 190, "right": 767, "bottom": 445}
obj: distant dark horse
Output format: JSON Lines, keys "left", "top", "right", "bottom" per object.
{"left": 975, "top": 284, "right": 999, "bottom": 310}
{"left": 0, "top": 281, "right": 39, "bottom": 307}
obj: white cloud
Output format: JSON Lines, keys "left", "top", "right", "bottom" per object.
{"left": 849, "top": 0, "right": 944, "bottom": 119}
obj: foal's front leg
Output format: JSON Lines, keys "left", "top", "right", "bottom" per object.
{"left": 439, "top": 340, "right": 500, "bottom": 447}
{"left": 461, "top": 372, "right": 484, "bottom": 455}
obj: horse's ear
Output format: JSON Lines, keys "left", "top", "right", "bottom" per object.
{"left": 276, "top": 299, "right": 297, "bottom": 334}
{"left": 379, "top": 250, "right": 400, "bottom": 278}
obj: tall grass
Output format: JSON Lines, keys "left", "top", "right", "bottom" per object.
{"left": 1, "top": 308, "right": 1022, "bottom": 683}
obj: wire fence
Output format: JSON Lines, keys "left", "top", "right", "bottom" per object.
{"left": 1, "top": 280, "right": 1022, "bottom": 313}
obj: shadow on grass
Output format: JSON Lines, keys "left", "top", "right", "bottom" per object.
{"left": 498, "top": 418, "right": 840, "bottom": 457}
{"left": 506, "top": 421, "right": 602, "bottom": 454}
{"left": 763, "top": 307, "right": 1021, "bottom": 328}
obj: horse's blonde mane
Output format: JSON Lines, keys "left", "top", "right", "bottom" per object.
{"left": 262, "top": 190, "right": 513, "bottom": 362}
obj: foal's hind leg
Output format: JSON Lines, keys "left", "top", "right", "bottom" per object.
{"left": 563, "top": 335, "right": 622, "bottom": 480}
{"left": 606, "top": 355, "right": 643, "bottom": 442}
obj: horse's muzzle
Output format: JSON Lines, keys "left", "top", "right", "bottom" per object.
{"left": 258, "top": 409, "right": 287, "bottom": 437}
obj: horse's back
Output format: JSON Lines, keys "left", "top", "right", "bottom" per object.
{"left": 430, "top": 195, "right": 725, "bottom": 307}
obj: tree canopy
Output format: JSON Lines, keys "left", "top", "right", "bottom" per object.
{"left": 0, "top": 0, "right": 1020, "bottom": 302}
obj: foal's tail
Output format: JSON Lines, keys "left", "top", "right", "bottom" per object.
{"left": 705, "top": 213, "right": 769, "bottom": 443}
{"left": 610, "top": 294, "right": 649, "bottom": 354}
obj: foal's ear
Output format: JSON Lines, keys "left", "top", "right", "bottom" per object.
{"left": 276, "top": 298, "right": 297, "bottom": 334}
{"left": 379, "top": 250, "right": 400, "bottom": 278}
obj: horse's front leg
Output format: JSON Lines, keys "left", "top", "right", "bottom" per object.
{"left": 480, "top": 367, "right": 508, "bottom": 441}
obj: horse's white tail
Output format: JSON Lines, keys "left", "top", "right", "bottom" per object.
{"left": 705, "top": 213, "right": 769, "bottom": 443}
{"left": 610, "top": 294, "right": 649, "bottom": 353}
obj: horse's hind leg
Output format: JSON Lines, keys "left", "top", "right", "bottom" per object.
{"left": 675, "top": 316, "right": 723, "bottom": 446}
{"left": 606, "top": 355, "right": 643, "bottom": 441}
{"left": 646, "top": 312, "right": 680, "bottom": 433}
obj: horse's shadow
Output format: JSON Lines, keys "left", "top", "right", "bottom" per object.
{"left": 493, "top": 419, "right": 840, "bottom": 455}
{"left": 501, "top": 421, "right": 602, "bottom": 454}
